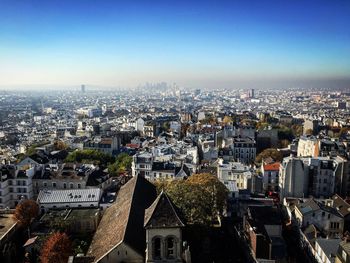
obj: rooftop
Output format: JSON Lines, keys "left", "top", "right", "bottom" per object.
{"left": 0, "top": 213, "right": 17, "bottom": 241}
{"left": 263, "top": 162, "right": 280, "bottom": 171}
{"left": 37, "top": 188, "right": 101, "bottom": 204}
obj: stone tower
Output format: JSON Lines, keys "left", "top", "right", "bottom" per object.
{"left": 144, "top": 191, "right": 185, "bottom": 262}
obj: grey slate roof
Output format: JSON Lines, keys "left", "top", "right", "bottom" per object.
{"left": 144, "top": 191, "right": 185, "bottom": 229}
{"left": 316, "top": 238, "right": 340, "bottom": 262}
{"left": 37, "top": 188, "right": 101, "bottom": 204}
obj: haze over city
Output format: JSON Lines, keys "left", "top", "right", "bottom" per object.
{"left": 1, "top": 0, "right": 350, "bottom": 90}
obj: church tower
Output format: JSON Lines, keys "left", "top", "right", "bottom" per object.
{"left": 144, "top": 191, "right": 185, "bottom": 263}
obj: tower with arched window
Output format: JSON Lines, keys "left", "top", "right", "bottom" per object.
{"left": 144, "top": 191, "right": 185, "bottom": 262}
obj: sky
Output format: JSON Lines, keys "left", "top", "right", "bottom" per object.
{"left": 0, "top": 0, "right": 349, "bottom": 89}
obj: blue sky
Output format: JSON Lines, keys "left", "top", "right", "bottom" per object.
{"left": 0, "top": 0, "right": 349, "bottom": 89}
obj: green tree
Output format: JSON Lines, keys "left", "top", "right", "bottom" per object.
{"left": 65, "top": 149, "right": 114, "bottom": 165}
{"left": 108, "top": 153, "right": 132, "bottom": 176}
{"left": 255, "top": 148, "right": 283, "bottom": 164}
{"left": 154, "top": 173, "right": 228, "bottom": 226}
{"left": 277, "top": 125, "right": 294, "bottom": 141}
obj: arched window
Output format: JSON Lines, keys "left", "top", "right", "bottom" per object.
{"left": 152, "top": 237, "right": 161, "bottom": 259}
{"left": 166, "top": 237, "right": 175, "bottom": 259}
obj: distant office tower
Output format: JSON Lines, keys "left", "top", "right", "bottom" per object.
{"left": 249, "top": 88, "right": 255, "bottom": 98}
{"left": 81, "top": 84, "right": 86, "bottom": 93}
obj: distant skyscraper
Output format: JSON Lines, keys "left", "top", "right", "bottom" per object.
{"left": 81, "top": 84, "right": 86, "bottom": 93}
{"left": 249, "top": 88, "right": 255, "bottom": 98}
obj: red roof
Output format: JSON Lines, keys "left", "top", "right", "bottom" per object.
{"left": 126, "top": 143, "right": 139, "bottom": 149}
{"left": 263, "top": 162, "right": 280, "bottom": 171}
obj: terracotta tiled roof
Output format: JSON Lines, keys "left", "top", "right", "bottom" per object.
{"left": 87, "top": 175, "right": 157, "bottom": 262}
{"left": 263, "top": 162, "right": 280, "bottom": 171}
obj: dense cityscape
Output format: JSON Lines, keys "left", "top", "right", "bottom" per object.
{"left": 1, "top": 85, "right": 350, "bottom": 262}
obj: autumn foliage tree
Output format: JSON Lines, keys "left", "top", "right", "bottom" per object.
{"left": 53, "top": 140, "right": 68, "bottom": 150}
{"left": 40, "top": 232, "right": 72, "bottom": 263}
{"left": 222, "top": 116, "right": 233, "bottom": 125}
{"left": 14, "top": 199, "right": 39, "bottom": 227}
{"left": 255, "top": 148, "right": 283, "bottom": 164}
{"left": 154, "top": 173, "right": 228, "bottom": 226}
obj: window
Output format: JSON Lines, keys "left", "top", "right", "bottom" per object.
{"left": 52, "top": 182, "right": 56, "bottom": 188}
{"left": 153, "top": 237, "right": 161, "bottom": 259}
{"left": 166, "top": 237, "right": 175, "bottom": 259}
{"left": 43, "top": 182, "right": 47, "bottom": 187}
{"left": 78, "top": 184, "right": 81, "bottom": 189}
{"left": 63, "top": 183, "right": 67, "bottom": 189}
{"left": 70, "top": 183, "right": 74, "bottom": 189}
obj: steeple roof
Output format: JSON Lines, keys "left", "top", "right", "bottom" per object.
{"left": 144, "top": 191, "right": 185, "bottom": 229}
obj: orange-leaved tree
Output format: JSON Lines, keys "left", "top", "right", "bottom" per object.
{"left": 40, "top": 232, "right": 72, "bottom": 263}
{"left": 14, "top": 199, "right": 39, "bottom": 227}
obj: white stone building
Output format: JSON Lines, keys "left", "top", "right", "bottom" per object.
{"left": 217, "top": 161, "right": 252, "bottom": 193}
{"left": 0, "top": 165, "right": 34, "bottom": 208}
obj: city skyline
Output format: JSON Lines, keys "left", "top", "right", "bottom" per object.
{"left": 1, "top": 0, "right": 350, "bottom": 89}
